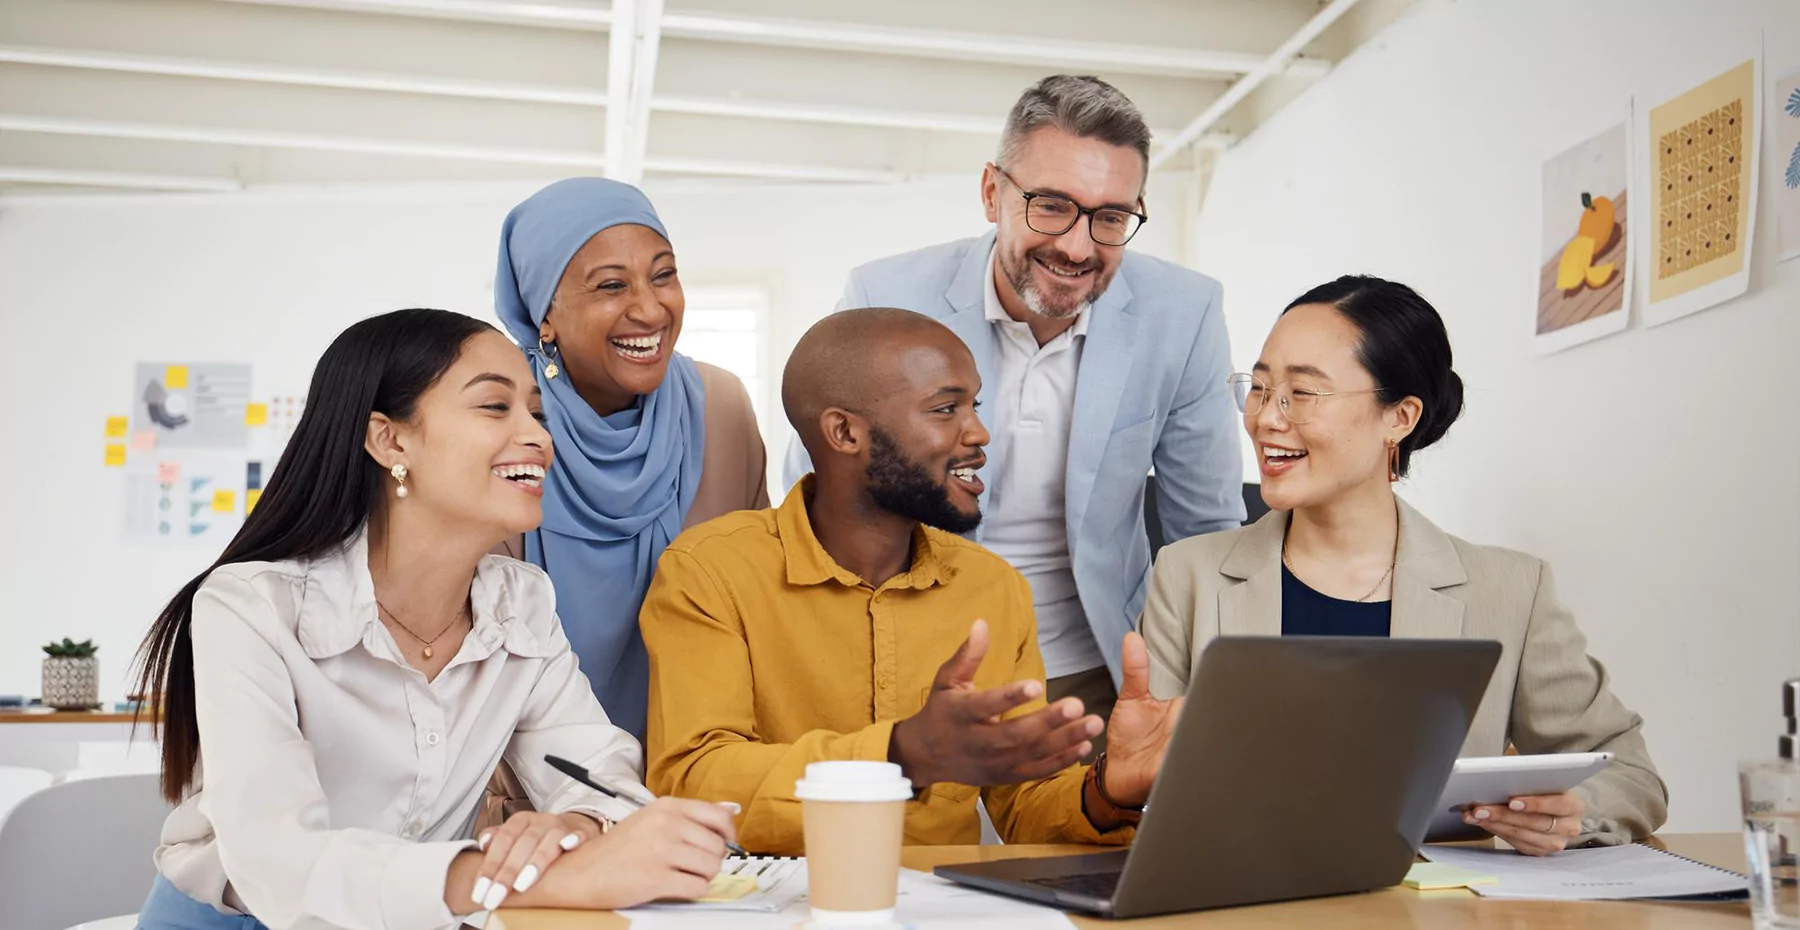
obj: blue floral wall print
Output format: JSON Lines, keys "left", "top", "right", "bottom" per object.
{"left": 1786, "top": 87, "right": 1800, "bottom": 191}
{"left": 1779, "top": 73, "right": 1800, "bottom": 263}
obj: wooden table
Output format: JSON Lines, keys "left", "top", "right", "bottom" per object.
{"left": 492, "top": 833, "right": 1748, "bottom": 929}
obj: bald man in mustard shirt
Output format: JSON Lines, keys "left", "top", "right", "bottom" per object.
{"left": 640, "top": 308, "right": 1181, "bottom": 854}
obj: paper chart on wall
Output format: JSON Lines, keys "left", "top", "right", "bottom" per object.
{"left": 1535, "top": 103, "right": 1633, "bottom": 355}
{"left": 132, "top": 362, "right": 252, "bottom": 449}
{"left": 1774, "top": 66, "right": 1800, "bottom": 263}
{"left": 1640, "top": 48, "right": 1762, "bottom": 327}
{"left": 123, "top": 453, "right": 247, "bottom": 547}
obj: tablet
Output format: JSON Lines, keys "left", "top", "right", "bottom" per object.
{"left": 1424, "top": 752, "right": 1614, "bottom": 842}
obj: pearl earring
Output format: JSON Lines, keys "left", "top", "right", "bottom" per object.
{"left": 391, "top": 463, "right": 409, "bottom": 498}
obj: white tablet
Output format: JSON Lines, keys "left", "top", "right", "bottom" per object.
{"left": 1424, "top": 752, "right": 1614, "bottom": 842}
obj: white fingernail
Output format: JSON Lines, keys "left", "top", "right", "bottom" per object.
{"left": 560, "top": 832, "right": 581, "bottom": 850}
{"left": 483, "top": 883, "right": 509, "bottom": 911}
{"left": 513, "top": 864, "right": 539, "bottom": 893}
{"left": 478, "top": 833, "right": 492, "bottom": 851}
{"left": 718, "top": 801, "right": 742, "bottom": 815}
{"left": 471, "top": 877, "right": 492, "bottom": 907}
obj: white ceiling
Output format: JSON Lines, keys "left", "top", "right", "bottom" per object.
{"left": 0, "top": 0, "right": 1415, "bottom": 195}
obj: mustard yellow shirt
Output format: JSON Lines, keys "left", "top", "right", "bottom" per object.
{"left": 641, "top": 480, "right": 1133, "bottom": 854}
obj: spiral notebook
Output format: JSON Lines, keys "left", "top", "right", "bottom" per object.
{"left": 1417, "top": 843, "right": 1749, "bottom": 901}
{"left": 629, "top": 856, "right": 808, "bottom": 913}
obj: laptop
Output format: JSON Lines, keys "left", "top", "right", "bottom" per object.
{"left": 935, "top": 636, "right": 1500, "bottom": 919}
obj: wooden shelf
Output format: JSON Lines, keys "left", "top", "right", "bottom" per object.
{"left": 0, "top": 709, "right": 156, "bottom": 724}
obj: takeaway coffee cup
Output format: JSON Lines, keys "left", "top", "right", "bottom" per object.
{"left": 795, "top": 761, "right": 913, "bottom": 924}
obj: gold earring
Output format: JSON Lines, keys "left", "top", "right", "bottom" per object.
{"left": 538, "top": 336, "right": 560, "bottom": 380}
{"left": 1386, "top": 439, "right": 1400, "bottom": 483}
{"left": 391, "top": 463, "right": 409, "bottom": 498}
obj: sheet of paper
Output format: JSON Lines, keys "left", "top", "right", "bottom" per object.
{"left": 624, "top": 865, "right": 1075, "bottom": 930}
{"left": 1419, "top": 843, "right": 1747, "bottom": 900}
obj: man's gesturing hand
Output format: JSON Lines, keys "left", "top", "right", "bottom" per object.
{"left": 888, "top": 620, "right": 1103, "bottom": 789}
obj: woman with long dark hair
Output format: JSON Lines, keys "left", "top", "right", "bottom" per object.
{"left": 131, "top": 309, "right": 734, "bottom": 930}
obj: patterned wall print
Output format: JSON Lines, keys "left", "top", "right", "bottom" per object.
{"left": 1644, "top": 57, "right": 1761, "bottom": 326}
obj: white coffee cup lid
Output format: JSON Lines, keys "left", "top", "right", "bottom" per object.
{"left": 794, "top": 761, "right": 913, "bottom": 802}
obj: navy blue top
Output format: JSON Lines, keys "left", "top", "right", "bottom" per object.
{"left": 1281, "top": 563, "right": 1392, "bottom": 637}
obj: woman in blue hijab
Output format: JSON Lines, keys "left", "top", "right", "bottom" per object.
{"left": 495, "top": 178, "right": 769, "bottom": 741}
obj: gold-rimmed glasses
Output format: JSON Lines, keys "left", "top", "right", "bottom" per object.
{"left": 1227, "top": 373, "right": 1382, "bottom": 423}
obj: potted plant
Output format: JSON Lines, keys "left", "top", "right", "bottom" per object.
{"left": 42, "top": 638, "right": 99, "bottom": 710}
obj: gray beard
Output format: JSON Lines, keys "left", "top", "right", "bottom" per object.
{"left": 1003, "top": 251, "right": 1101, "bottom": 320}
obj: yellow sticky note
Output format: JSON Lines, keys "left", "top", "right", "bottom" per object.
{"left": 104, "top": 416, "right": 129, "bottom": 438}
{"left": 103, "top": 443, "right": 127, "bottom": 467}
{"left": 696, "top": 873, "right": 759, "bottom": 903}
{"left": 1403, "top": 862, "right": 1497, "bottom": 890}
{"left": 246, "top": 403, "right": 269, "bottom": 426}
{"left": 246, "top": 489, "right": 263, "bottom": 514}
{"left": 165, "top": 365, "right": 189, "bottom": 389}
{"left": 211, "top": 490, "right": 236, "bottom": 513}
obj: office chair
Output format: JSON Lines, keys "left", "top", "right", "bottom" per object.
{"left": 0, "top": 773, "right": 170, "bottom": 930}
{"left": 1143, "top": 476, "right": 1269, "bottom": 559}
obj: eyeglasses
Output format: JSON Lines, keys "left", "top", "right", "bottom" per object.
{"left": 991, "top": 164, "right": 1147, "bottom": 247}
{"left": 1227, "top": 373, "right": 1382, "bottom": 424}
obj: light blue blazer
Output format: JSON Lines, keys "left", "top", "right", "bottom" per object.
{"left": 784, "top": 231, "right": 1246, "bottom": 683}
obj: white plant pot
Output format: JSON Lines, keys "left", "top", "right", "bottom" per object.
{"left": 43, "top": 655, "right": 98, "bottom": 710}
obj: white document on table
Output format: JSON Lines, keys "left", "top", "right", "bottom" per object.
{"left": 1418, "top": 843, "right": 1749, "bottom": 901}
{"left": 624, "top": 867, "right": 1074, "bottom": 929}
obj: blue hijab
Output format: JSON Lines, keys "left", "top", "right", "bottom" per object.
{"left": 495, "top": 178, "right": 705, "bottom": 741}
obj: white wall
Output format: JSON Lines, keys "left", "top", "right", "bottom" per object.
{"left": 1194, "top": 0, "right": 1800, "bottom": 832}
{"left": 0, "top": 172, "right": 1191, "bottom": 708}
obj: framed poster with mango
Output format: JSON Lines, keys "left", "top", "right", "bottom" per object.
{"left": 1536, "top": 106, "right": 1632, "bottom": 354}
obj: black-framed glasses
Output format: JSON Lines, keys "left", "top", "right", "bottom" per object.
{"left": 1227, "top": 373, "right": 1382, "bottom": 424}
{"left": 991, "top": 164, "right": 1147, "bottom": 247}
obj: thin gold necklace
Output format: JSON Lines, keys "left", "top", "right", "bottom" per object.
{"left": 374, "top": 597, "right": 467, "bottom": 660}
{"left": 1283, "top": 537, "right": 1395, "bottom": 603}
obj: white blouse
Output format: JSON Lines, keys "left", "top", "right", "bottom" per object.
{"left": 153, "top": 529, "right": 648, "bottom": 930}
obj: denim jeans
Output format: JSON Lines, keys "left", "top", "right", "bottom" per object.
{"left": 135, "top": 875, "right": 270, "bottom": 930}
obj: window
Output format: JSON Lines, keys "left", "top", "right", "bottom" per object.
{"left": 678, "top": 286, "right": 778, "bottom": 489}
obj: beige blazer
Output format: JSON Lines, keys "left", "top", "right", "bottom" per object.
{"left": 1139, "top": 499, "right": 1667, "bottom": 847}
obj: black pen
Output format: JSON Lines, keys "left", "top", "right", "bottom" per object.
{"left": 544, "top": 754, "right": 749, "bottom": 856}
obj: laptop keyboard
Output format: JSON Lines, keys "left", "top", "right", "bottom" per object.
{"left": 1024, "top": 871, "right": 1121, "bottom": 899}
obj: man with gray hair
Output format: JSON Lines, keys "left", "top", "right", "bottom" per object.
{"left": 784, "top": 75, "right": 1243, "bottom": 741}
{"left": 781, "top": 74, "right": 1245, "bottom": 741}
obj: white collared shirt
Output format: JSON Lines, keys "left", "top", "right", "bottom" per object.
{"left": 980, "top": 249, "right": 1106, "bottom": 678}
{"left": 154, "top": 528, "right": 646, "bottom": 930}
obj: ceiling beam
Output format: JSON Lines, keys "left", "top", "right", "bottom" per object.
{"left": 0, "top": 113, "right": 901, "bottom": 183}
{"left": 604, "top": 0, "right": 636, "bottom": 180}
{"left": 212, "top": 0, "right": 1330, "bottom": 79}
{"left": 0, "top": 166, "right": 241, "bottom": 192}
{"left": 0, "top": 45, "right": 1222, "bottom": 140}
{"left": 0, "top": 45, "right": 610, "bottom": 107}
{"left": 1150, "top": 0, "right": 1363, "bottom": 168}
{"left": 623, "top": 0, "right": 665, "bottom": 186}
{"left": 603, "top": 0, "right": 663, "bottom": 185}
